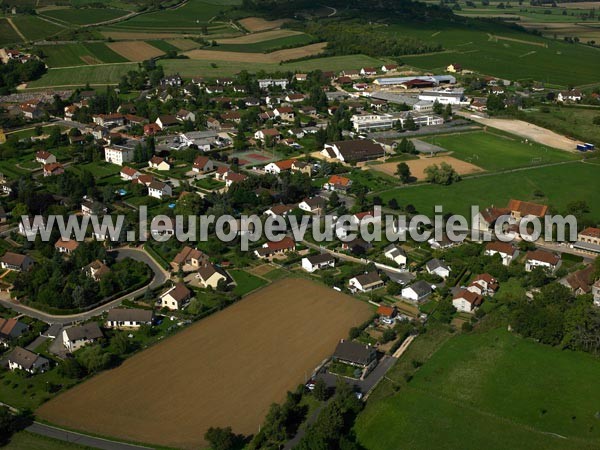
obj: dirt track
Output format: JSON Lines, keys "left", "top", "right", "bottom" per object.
{"left": 370, "top": 155, "right": 484, "bottom": 180}
{"left": 457, "top": 112, "right": 582, "bottom": 152}
{"left": 37, "top": 278, "right": 371, "bottom": 449}
{"left": 184, "top": 42, "right": 327, "bottom": 62}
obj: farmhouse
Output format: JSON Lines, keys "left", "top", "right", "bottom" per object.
{"left": 349, "top": 272, "right": 384, "bottom": 293}
{"left": 425, "top": 259, "right": 451, "bottom": 279}
{"left": 7, "top": 347, "right": 49, "bottom": 374}
{"left": 381, "top": 64, "right": 398, "bottom": 72}
{"left": 254, "top": 237, "right": 296, "bottom": 259}
{"left": 384, "top": 244, "right": 407, "bottom": 268}
{"left": 560, "top": 265, "right": 595, "bottom": 295}
{"left": 332, "top": 340, "right": 377, "bottom": 372}
{"left": 160, "top": 282, "right": 192, "bottom": 310}
{"left": 35, "top": 150, "right": 56, "bottom": 165}
{"left": 452, "top": 289, "right": 483, "bottom": 313}
{"left": 302, "top": 253, "right": 335, "bottom": 273}
{"left": 171, "top": 246, "right": 209, "bottom": 272}
{"left": 322, "top": 140, "right": 385, "bottom": 163}
{"left": 474, "top": 206, "right": 511, "bottom": 233}
{"left": 508, "top": 199, "right": 548, "bottom": 220}
{"left": 63, "top": 323, "right": 104, "bottom": 352}
{"left": 0, "top": 252, "right": 34, "bottom": 272}
{"left": 557, "top": 89, "right": 582, "bottom": 103}
{"left": 106, "top": 308, "right": 154, "bottom": 330}
{"left": 55, "top": 239, "right": 79, "bottom": 254}
{"left": 484, "top": 241, "right": 517, "bottom": 266}
{"left": 196, "top": 263, "right": 228, "bottom": 289}
{"left": 402, "top": 280, "right": 432, "bottom": 302}
{"left": 0, "top": 318, "right": 28, "bottom": 346}
{"left": 525, "top": 249, "right": 560, "bottom": 273}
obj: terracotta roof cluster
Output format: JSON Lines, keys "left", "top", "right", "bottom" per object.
{"left": 507, "top": 199, "right": 548, "bottom": 217}
{"left": 580, "top": 227, "right": 600, "bottom": 239}
{"left": 454, "top": 289, "right": 483, "bottom": 306}
{"left": 485, "top": 241, "right": 516, "bottom": 255}
{"left": 526, "top": 249, "right": 560, "bottom": 265}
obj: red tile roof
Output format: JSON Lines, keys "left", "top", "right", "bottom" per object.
{"left": 507, "top": 199, "right": 548, "bottom": 217}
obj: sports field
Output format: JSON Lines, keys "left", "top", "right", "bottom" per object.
{"left": 371, "top": 155, "right": 484, "bottom": 180}
{"left": 37, "top": 278, "right": 372, "bottom": 449}
{"left": 422, "top": 130, "right": 580, "bottom": 171}
{"left": 375, "top": 160, "right": 600, "bottom": 219}
{"left": 355, "top": 329, "right": 600, "bottom": 450}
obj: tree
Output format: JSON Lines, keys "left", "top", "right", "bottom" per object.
{"left": 404, "top": 115, "right": 417, "bottom": 131}
{"left": 313, "top": 378, "right": 329, "bottom": 401}
{"left": 204, "top": 426, "right": 239, "bottom": 450}
{"left": 396, "top": 162, "right": 411, "bottom": 183}
{"left": 329, "top": 191, "right": 340, "bottom": 208}
{"left": 424, "top": 162, "right": 460, "bottom": 185}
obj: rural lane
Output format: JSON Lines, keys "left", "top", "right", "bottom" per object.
{"left": 0, "top": 247, "right": 170, "bottom": 325}
{"left": 27, "top": 422, "right": 152, "bottom": 450}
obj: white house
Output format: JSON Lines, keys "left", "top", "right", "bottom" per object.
{"left": 525, "top": 250, "right": 561, "bottom": 273}
{"left": 298, "top": 197, "right": 326, "bottom": 215}
{"left": 159, "top": 282, "right": 192, "bottom": 310}
{"left": 0, "top": 252, "right": 34, "bottom": 272}
{"left": 301, "top": 253, "right": 335, "bottom": 273}
{"left": 264, "top": 159, "right": 295, "bottom": 175}
{"left": 467, "top": 273, "right": 498, "bottom": 297}
{"left": 425, "top": 259, "right": 451, "bottom": 279}
{"left": 192, "top": 156, "right": 215, "bottom": 173}
{"left": 148, "top": 181, "right": 172, "bottom": 199}
{"left": 349, "top": 272, "right": 384, "bottom": 293}
{"left": 120, "top": 166, "right": 141, "bottom": 181}
{"left": 351, "top": 113, "right": 395, "bottom": 132}
{"left": 401, "top": 280, "right": 432, "bottom": 302}
{"left": 106, "top": 308, "right": 153, "bottom": 329}
{"left": 148, "top": 155, "right": 171, "bottom": 171}
{"left": 7, "top": 347, "right": 49, "bottom": 374}
{"left": 452, "top": 289, "right": 483, "bottom": 313}
{"left": 196, "top": 263, "right": 228, "bottom": 289}
{"left": 35, "top": 150, "right": 56, "bottom": 165}
{"left": 63, "top": 323, "right": 104, "bottom": 352}
{"left": 105, "top": 144, "right": 135, "bottom": 166}
{"left": 384, "top": 244, "right": 407, "bottom": 268}
{"left": 484, "top": 241, "right": 517, "bottom": 266}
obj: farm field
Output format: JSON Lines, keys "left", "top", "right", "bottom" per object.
{"left": 355, "top": 329, "right": 600, "bottom": 450}
{"left": 387, "top": 19, "right": 600, "bottom": 86}
{"left": 11, "top": 15, "right": 66, "bottom": 41}
{"left": 370, "top": 155, "right": 484, "bottom": 180}
{"left": 0, "top": 18, "right": 23, "bottom": 46}
{"left": 38, "top": 43, "right": 128, "bottom": 67}
{"left": 36, "top": 278, "right": 372, "bottom": 449}
{"left": 26, "top": 63, "right": 137, "bottom": 88}
{"left": 422, "top": 130, "right": 580, "bottom": 171}
{"left": 39, "top": 7, "right": 129, "bottom": 26}
{"left": 375, "top": 160, "right": 600, "bottom": 219}
{"left": 238, "top": 16, "right": 290, "bottom": 32}
{"left": 213, "top": 33, "right": 317, "bottom": 53}
{"left": 107, "top": 41, "right": 164, "bottom": 61}
{"left": 145, "top": 39, "right": 180, "bottom": 53}
{"left": 216, "top": 28, "right": 305, "bottom": 44}
{"left": 184, "top": 42, "right": 327, "bottom": 62}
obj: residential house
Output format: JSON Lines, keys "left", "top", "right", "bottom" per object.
{"left": 341, "top": 237, "right": 372, "bottom": 255}
{"left": 0, "top": 252, "right": 33, "bottom": 272}
{"left": 360, "top": 67, "right": 377, "bottom": 76}
{"left": 258, "top": 78, "right": 289, "bottom": 89}
{"left": 446, "top": 63, "right": 462, "bottom": 73}
{"left": 573, "top": 227, "right": 600, "bottom": 254}
{"left": 377, "top": 305, "right": 397, "bottom": 325}
{"left": 322, "top": 140, "right": 385, "bottom": 163}
{"left": 557, "top": 89, "right": 582, "bottom": 103}
{"left": 196, "top": 263, "right": 228, "bottom": 289}
{"left": 264, "top": 159, "right": 296, "bottom": 175}
{"left": 7, "top": 347, "right": 49, "bottom": 374}
{"left": 384, "top": 244, "right": 407, "bottom": 268}
{"left": 264, "top": 203, "right": 296, "bottom": 219}
{"left": 291, "top": 160, "right": 311, "bottom": 175}
{"left": 285, "top": 93, "right": 305, "bottom": 103}
{"left": 452, "top": 289, "right": 483, "bottom": 313}
{"left": 55, "top": 239, "right": 79, "bottom": 254}
{"left": 63, "top": 323, "right": 103, "bottom": 352}
{"left": 106, "top": 308, "right": 154, "bottom": 329}
{"left": 425, "top": 259, "right": 451, "bottom": 279}
{"left": 35, "top": 150, "right": 56, "bottom": 165}
{"left": 176, "top": 109, "right": 196, "bottom": 123}
{"left": 43, "top": 162, "right": 64, "bottom": 177}
{"left": 148, "top": 181, "right": 172, "bottom": 199}
{"left": 83, "top": 259, "right": 110, "bottom": 281}
{"left": 332, "top": 340, "right": 377, "bottom": 374}
{"left": 473, "top": 206, "right": 511, "bottom": 233}
{"left": 298, "top": 197, "right": 326, "bottom": 215}
{"left": 104, "top": 144, "right": 136, "bottom": 166}
{"left": 301, "top": 253, "right": 335, "bottom": 273}
{"left": 484, "top": 241, "right": 517, "bottom": 266}
{"left": 171, "top": 246, "right": 209, "bottom": 272}
{"left": 254, "top": 237, "right": 296, "bottom": 259}
{"left": 192, "top": 156, "right": 215, "bottom": 173}
{"left": 274, "top": 106, "right": 295, "bottom": 121}
{"left": 120, "top": 166, "right": 141, "bottom": 181}
{"left": 254, "top": 128, "right": 281, "bottom": 142}
{"left": 0, "top": 318, "right": 28, "bottom": 347}
{"left": 467, "top": 273, "right": 499, "bottom": 296}
{"left": 525, "top": 249, "right": 561, "bottom": 273}
{"left": 349, "top": 272, "right": 384, "bottom": 293}
{"left": 508, "top": 199, "right": 548, "bottom": 221}
{"left": 93, "top": 113, "right": 125, "bottom": 128}
{"left": 381, "top": 64, "right": 398, "bottom": 72}
{"left": 81, "top": 199, "right": 107, "bottom": 216}
{"left": 401, "top": 280, "right": 432, "bottom": 302}
{"left": 148, "top": 155, "right": 171, "bottom": 171}
{"left": 560, "top": 265, "right": 595, "bottom": 295}
{"left": 160, "top": 74, "right": 182, "bottom": 87}
{"left": 159, "top": 282, "right": 192, "bottom": 310}
{"left": 155, "top": 115, "right": 178, "bottom": 130}
{"left": 324, "top": 175, "right": 352, "bottom": 191}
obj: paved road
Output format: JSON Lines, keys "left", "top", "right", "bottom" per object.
{"left": 27, "top": 423, "right": 152, "bottom": 450}
{"left": 0, "top": 247, "right": 170, "bottom": 325}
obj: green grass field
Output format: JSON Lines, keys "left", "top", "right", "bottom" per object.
{"left": 212, "top": 33, "right": 317, "bottom": 53}
{"left": 229, "top": 269, "right": 268, "bottom": 296}
{"left": 424, "top": 130, "right": 580, "bottom": 171}
{"left": 38, "top": 43, "right": 129, "bottom": 67}
{"left": 386, "top": 19, "right": 600, "bottom": 86}
{"left": 26, "top": 63, "right": 137, "bottom": 87}
{"left": 520, "top": 107, "right": 600, "bottom": 147}
{"left": 40, "top": 7, "right": 129, "bottom": 26}
{"left": 4, "top": 431, "right": 92, "bottom": 450}
{"left": 375, "top": 160, "right": 600, "bottom": 219}
{"left": 355, "top": 329, "right": 600, "bottom": 450}
{"left": 12, "top": 15, "right": 66, "bottom": 41}
{"left": 0, "top": 18, "right": 23, "bottom": 46}
{"left": 146, "top": 39, "right": 180, "bottom": 53}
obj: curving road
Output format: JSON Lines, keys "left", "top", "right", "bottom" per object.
{"left": 0, "top": 247, "right": 170, "bottom": 325}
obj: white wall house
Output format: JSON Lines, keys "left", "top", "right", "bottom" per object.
{"left": 105, "top": 145, "right": 135, "bottom": 166}
{"left": 302, "top": 253, "right": 335, "bottom": 273}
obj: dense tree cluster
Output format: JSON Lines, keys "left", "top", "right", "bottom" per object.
{"left": 0, "top": 59, "right": 46, "bottom": 95}
{"left": 424, "top": 162, "right": 461, "bottom": 185}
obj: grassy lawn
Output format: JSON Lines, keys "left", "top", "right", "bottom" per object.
{"left": 329, "top": 361, "right": 361, "bottom": 379}
{"left": 37, "top": 43, "right": 128, "bottom": 68}
{"left": 5, "top": 431, "right": 92, "bottom": 450}
{"left": 68, "top": 161, "right": 122, "bottom": 178}
{"left": 375, "top": 160, "right": 600, "bottom": 220}
{"left": 40, "top": 7, "right": 128, "bottom": 26}
{"left": 424, "top": 130, "right": 579, "bottom": 172}
{"left": 26, "top": 63, "right": 138, "bottom": 88}
{"left": 262, "top": 267, "right": 289, "bottom": 281}
{"left": 195, "top": 177, "right": 225, "bottom": 190}
{"left": 355, "top": 328, "right": 600, "bottom": 450}
{"left": 229, "top": 269, "right": 268, "bottom": 296}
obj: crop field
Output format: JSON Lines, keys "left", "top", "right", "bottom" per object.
{"left": 145, "top": 39, "right": 180, "bottom": 53}
{"left": 213, "top": 33, "right": 317, "bottom": 53}
{"left": 12, "top": 15, "right": 66, "bottom": 41}
{"left": 39, "top": 7, "right": 128, "bottom": 26}
{"left": 0, "top": 18, "right": 23, "bottom": 45}
{"left": 216, "top": 28, "right": 305, "bottom": 44}
{"left": 355, "top": 329, "right": 600, "bottom": 450}
{"left": 422, "top": 130, "right": 580, "bottom": 171}
{"left": 371, "top": 155, "right": 484, "bottom": 180}
{"left": 238, "top": 16, "right": 290, "bottom": 32}
{"left": 165, "top": 37, "right": 201, "bottom": 50}
{"left": 25, "top": 63, "right": 137, "bottom": 88}
{"left": 375, "top": 159, "right": 600, "bottom": 219}
{"left": 38, "top": 43, "right": 128, "bottom": 67}
{"left": 387, "top": 20, "right": 600, "bottom": 86}
{"left": 185, "top": 42, "right": 327, "bottom": 62}
{"left": 107, "top": 41, "right": 164, "bottom": 61}
{"left": 36, "top": 278, "right": 372, "bottom": 449}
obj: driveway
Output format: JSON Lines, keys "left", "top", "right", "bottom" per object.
{"left": 0, "top": 247, "right": 170, "bottom": 325}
